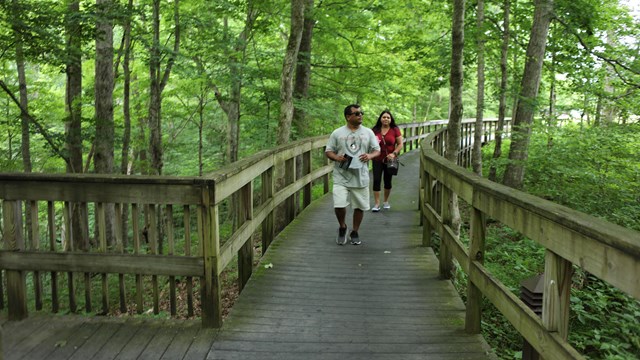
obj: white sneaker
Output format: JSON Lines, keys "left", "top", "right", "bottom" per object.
{"left": 372, "top": 205, "right": 380, "bottom": 212}
{"left": 383, "top": 202, "right": 391, "bottom": 209}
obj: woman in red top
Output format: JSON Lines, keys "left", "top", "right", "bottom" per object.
{"left": 371, "top": 110, "right": 403, "bottom": 212}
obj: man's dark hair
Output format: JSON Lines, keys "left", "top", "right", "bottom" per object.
{"left": 344, "top": 104, "right": 361, "bottom": 118}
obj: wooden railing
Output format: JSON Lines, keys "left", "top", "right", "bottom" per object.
{"left": 0, "top": 135, "right": 333, "bottom": 327}
{"left": 0, "top": 117, "right": 509, "bottom": 330}
{"left": 420, "top": 123, "right": 640, "bottom": 359}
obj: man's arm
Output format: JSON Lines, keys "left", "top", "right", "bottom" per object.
{"left": 326, "top": 150, "right": 346, "bottom": 163}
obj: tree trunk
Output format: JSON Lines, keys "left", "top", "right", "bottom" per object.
{"left": 277, "top": 0, "right": 305, "bottom": 145}
{"left": 215, "top": 3, "right": 258, "bottom": 164}
{"left": 148, "top": 0, "right": 163, "bottom": 175}
{"left": 95, "top": 0, "right": 116, "bottom": 246}
{"left": 119, "top": 0, "right": 134, "bottom": 246}
{"left": 148, "top": 0, "right": 180, "bottom": 176}
{"left": 548, "top": 45, "right": 556, "bottom": 148}
{"left": 120, "top": 0, "right": 133, "bottom": 177}
{"left": 489, "top": 0, "right": 510, "bottom": 182}
{"left": 11, "top": 0, "right": 31, "bottom": 174}
{"left": 292, "top": 0, "right": 315, "bottom": 141}
{"left": 472, "top": 0, "right": 485, "bottom": 176}
{"left": 65, "top": 0, "right": 89, "bottom": 251}
{"left": 448, "top": 0, "right": 464, "bottom": 165}
{"left": 275, "top": 0, "right": 306, "bottom": 230}
{"left": 502, "top": 0, "right": 553, "bottom": 189}
{"left": 440, "top": 0, "right": 465, "bottom": 278}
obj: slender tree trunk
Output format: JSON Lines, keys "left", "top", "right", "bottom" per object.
{"left": 292, "top": 0, "right": 314, "bottom": 141}
{"left": 489, "top": 0, "right": 510, "bottom": 182}
{"left": 148, "top": 0, "right": 180, "bottom": 177}
{"left": 148, "top": 0, "right": 163, "bottom": 175}
{"left": 446, "top": 0, "right": 465, "bottom": 255}
{"left": 214, "top": 3, "right": 258, "bottom": 164}
{"left": 603, "top": 29, "right": 617, "bottom": 123}
{"left": 12, "top": 0, "right": 31, "bottom": 173}
{"left": 503, "top": 0, "right": 554, "bottom": 189}
{"left": 65, "top": 0, "right": 83, "bottom": 176}
{"left": 472, "top": 0, "right": 485, "bottom": 176}
{"left": 119, "top": 0, "right": 134, "bottom": 246}
{"left": 277, "top": 0, "right": 306, "bottom": 146}
{"left": 198, "top": 99, "right": 204, "bottom": 176}
{"left": 595, "top": 95, "right": 602, "bottom": 126}
{"left": 291, "top": 0, "right": 314, "bottom": 215}
{"left": 65, "top": 0, "right": 89, "bottom": 251}
{"left": 95, "top": 0, "right": 116, "bottom": 245}
{"left": 275, "top": 0, "right": 306, "bottom": 230}
{"left": 448, "top": 0, "right": 464, "bottom": 165}
{"left": 548, "top": 48, "right": 556, "bottom": 148}
{"left": 120, "top": 0, "right": 133, "bottom": 177}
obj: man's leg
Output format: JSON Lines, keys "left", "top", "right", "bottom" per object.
{"left": 352, "top": 208, "right": 363, "bottom": 232}
{"left": 335, "top": 207, "right": 347, "bottom": 229}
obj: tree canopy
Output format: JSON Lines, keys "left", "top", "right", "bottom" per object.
{"left": 0, "top": 0, "right": 637, "bottom": 178}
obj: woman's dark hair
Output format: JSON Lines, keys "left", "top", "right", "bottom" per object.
{"left": 373, "top": 110, "right": 397, "bottom": 131}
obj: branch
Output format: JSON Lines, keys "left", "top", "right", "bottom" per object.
{"left": 0, "top": 80, "right": 70, "bottom": 166}
{"left": 159, "top": 0, "right": 180, "bottom": 93}
{"left": 555, "top": 17, "right": 640, "bottom": 86}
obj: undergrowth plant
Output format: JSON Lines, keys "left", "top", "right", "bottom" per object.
{"left": 451, "top": 122, "right": 640, "bottom": 359}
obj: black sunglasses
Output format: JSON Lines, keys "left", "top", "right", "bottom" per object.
{"left": 349, "top": 111, "right": 364, "bottom": 116}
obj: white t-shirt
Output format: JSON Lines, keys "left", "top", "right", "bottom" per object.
{"left": 326, "top": 125, "right": 380, "bottom": 188}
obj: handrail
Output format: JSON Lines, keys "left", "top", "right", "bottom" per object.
{"left": 0, "top": 134, "right": 333, "bottom": 327}
{"left": 419, "top": 124, "right": 640, "bottom": 359}
{"left": 0, "top": 116, "right": 529, "bottom": 332}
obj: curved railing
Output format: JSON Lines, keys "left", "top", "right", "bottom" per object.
{"left": 419, "top": 125, "right": 640, "bottom": 359}
{"left": 0, "top": 117, "right": 514, "bottom": 331}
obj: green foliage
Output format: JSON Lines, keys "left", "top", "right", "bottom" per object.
{"left": 472, "top": 123, "right": 640, "bottom": 359}
{"left": 525, "top": 122, "right": 640, "bottom": 231}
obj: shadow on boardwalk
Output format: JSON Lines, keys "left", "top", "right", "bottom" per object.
{"left": 1, "top": 150, "right": 496, "bottom": 360}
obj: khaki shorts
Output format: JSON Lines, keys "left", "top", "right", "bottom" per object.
{"left": 333, "top": 184, "right": 370, "bottom": 210}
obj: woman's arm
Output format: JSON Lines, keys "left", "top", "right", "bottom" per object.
{"left": 392, "top": 128, "right": 403, "bottom": 156}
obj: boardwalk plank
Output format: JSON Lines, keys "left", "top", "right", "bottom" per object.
{"left": 91, "top": 318, "right": 146, "bottom": 360}
{"left": 137, "top": 319, "right": 179, "bottom": 360}
{"left": 23, "top": 321, "right": 100, "bottom": 360}
{"left": 4, "top": 315, "right": 81, "bottom": 360}
{"left": 112, "top": 319, "right": 161, "bottom": 360}
{"left": 68, "top": 321, "right": 122, "bottom": 360}
{"left": 158, "top": 320, "right": 201, "bottom": 360}
{"left": 207, "top": 150, "right": 495, "bottom": 359}
{"left": 181, "top": 327, "right": 218, "bottom": 360}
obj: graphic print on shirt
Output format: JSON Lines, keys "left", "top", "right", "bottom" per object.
{"left": 343, "top": 132, "right": 364, "bottom": 169}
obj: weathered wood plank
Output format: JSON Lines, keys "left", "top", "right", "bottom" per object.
{"left": 0, "top": 251, "right": 203, "bottom": 277}
{"left": 0, "top": 178, "right": 205, "bottom": 205}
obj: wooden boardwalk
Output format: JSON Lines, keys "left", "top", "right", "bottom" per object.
{"left": 1, "top": 150, "right": 496, "bottom": 359}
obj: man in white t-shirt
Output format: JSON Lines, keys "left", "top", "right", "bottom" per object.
{"left": 325, "top": 104, "right": 381, "bottom": 245}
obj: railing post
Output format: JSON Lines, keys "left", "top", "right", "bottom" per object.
{"left": 402, "top": 127, "right": 408, "bottom": 153}
{"left": 542, "top": 250, "right": 572, "bottom": 340}
{"left": 466, "top": 206, "right": 486, "bottom": 333}
{"left": 262, "top": 167, "right": 275, "bottom": 253}
{"left": 3, "top": 200, "right": 28, "bottom": 320}
{"left": 285, "top": 157, "right": 296, "bottom": 223}
{"left": 420, "top": 155, "right": 434, "bottom": 247}
{"left": 302, "top": 151, "right": 312, "bottom": 209}
{"left": 238, "top": 182, "right": 254, "bottom": 292}
{"left": 200, "top": 185, "right": 222, "bottom": 328}
{"left": 29, "top": 201, "right": 43, "bottom": 311}
{"left": 439, "top": 188, "right": 454, "bottom": 279}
